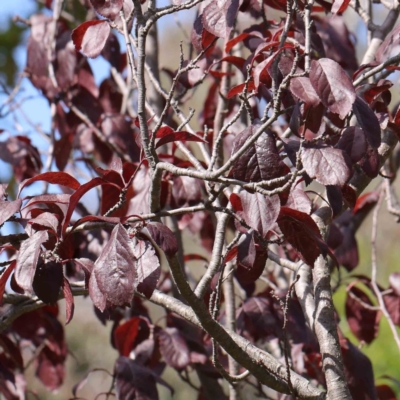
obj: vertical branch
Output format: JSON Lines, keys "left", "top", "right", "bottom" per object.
{"left": 371, "top": 190, "right": 400, "bottom": 352}
{"left": 304, "top": 0, "right": 315, "bottom": 72}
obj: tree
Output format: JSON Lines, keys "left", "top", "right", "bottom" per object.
{"left": 1, "top": 0, "right": 400, "bottom": 398}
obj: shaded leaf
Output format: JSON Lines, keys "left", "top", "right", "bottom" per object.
{"left": 146, "top": 222, "right": 178, "bottom": 257}
{"left": 15, "top": 231, "right": 48, "bottom": 292}
{"left": 94, "top": 224, "right": 136, "bottom": 307}
{"left": 301, "top": 146, "right": 352, "bottom": 186}
{"left": 32, "top": 259, "right": 63, "bottom": 304}
{"left": 133, "top": 240, "right": 160, "bottom": 299}
{"left": 290, "top": 77, "right": 320, "bottom": 107}
{"left": 346, "top": 285, "right": 381, "bottom": 344}
{"left": 158, "top": 327, "right": 190, "bottom": 369}
{"left": 90, "top": 0, "right": 123, "bottom": 20}
{"left": 285, "top": 187, "right": 312, "bottom": 214}
{"left": 352, "top": 96, "right": 381, "bottom": 148}
{"left": 336, "top": 127, "right": 368, "bottom": 163}
{"left": 309, "top": 58, "right": 356, "bottom": 119}
{"left": 278, "top": 207, "right": 324, "bottom": 266}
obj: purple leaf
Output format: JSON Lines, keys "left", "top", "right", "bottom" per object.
{"left": 133, "top": 240, "right": 160, "bottom": 299}
{"left": 155, "top": 130, "right": 206, "bottom": 149}
{"left": 89, "top": 270, "right": 107, "bottom": 312}
{"left": 309, "top": 58, "right": 356, "bottom": 119}
{"left": 202, "top": 0, "right": 240, "bottom": 39}
{"left": 29, "top": 212, "right": 60, "bottom": 234}
{"left": 32, "top": 259, "right": 63, "bottom": 304}
{"left": 158, "top": 327, "right": 190, "bottom": 369}
{"left": 383, "top": 293, "right": 400, "bottom": 326}
{"left": 235, "top": 191, "right": 280, "bottom": 237}
{"left": 146, "top": 222, "right": 178, "bottom": 257}
{"left": 346, "top": 285, "right": 381, "bottom": 344}
{"left": 326, "top": 185, "right": 343, "bottom": 217}
{"left": 93, "top": 224, "right": 136, "bottom": 307}
{"left": 289, "top": 77, "right": 320, "bottom": 107}
{"left": 0, "top": 199, "right": 22, "bottom": 227}
{"left": 231, "top": 125, "right": 289, "bottom": 183}
{"left": 301, "top": 146, "right": 352, "bottom": 186}
{"left": 336, "top": 127, "right": 368, "bottom": 163}
{"left": 352, "top": 96, "right": 381, "bottom": 149}
{"left": 15, "top": 230, "right": 48, "bottom": 292}
{"left": 89, "top": 0, "right": 123, "bottom": 20}
{"left": 72, "top": 20, "right": 111, "bottom": 59}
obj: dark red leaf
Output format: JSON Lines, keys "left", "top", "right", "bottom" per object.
{"left": 133, "top": 240, "right": 160, "bottom": 299}
{"left": 0, "top": 199, "right": 22, "bottom": 226}
{"left": 202, "top": 0, "right": 240, "bottom": 39}
{"left": 346, "top": 285, "right": 381, "bottom": 344}
{"left": 336, "top": 127, "right": 368, "bottom": 163}
{"left": 383, "top": 293, "right": 400, "bottom": 326}
{"left": 290, "top": 77, "right": 320, "bottom": 107}
{"left": 326, "top": 185, "right": 343, "bottom": 217}
{"left": 309, "top": 58, "right": 356, "bottom": 119}
{"left": 376, "top": 384, "right": 397, "bottom": 400}
{"left": 225, "top": 32, "right": 254, "bottom": 52}
{"left": 158, "top": 327, "right": 190, "bottom": 369}
{"left": 36, "top": 345, "right": 65, "bottom": 390}
{"left": 352, "top": 96, "right": 381, "bottom": 148}
{"left": 32, "top": 259, "right": 63, "bottom": 304}
{"left": 227, "top": 80, "right": 256, "bottom": 98}
{"left": 301, "top": 146, "right": 352, "bottom": 186}
{"left": 359, "top": 145, "right": 380, "bottom": 178}
{"left": 62, "top": 278, "right": 75, "bottom": 324}
{"left": 15, "top": 230, "right": 48, "bottom": 292}
{"left": 114, "top": 317, "right": 141, "bottom": 357}
{"left": 231, "top": 125, "right": 289, "bottom": 183}
{"left": 146, "top": 222, "right": 178, "bottom": 257}
{"left": 89, "top": 269, "right": 108, "bottom": 312}
{"left": 89, "top": 0, "right": 123, "bottom": 20}
{"left": 155, "top": 131, "right": 206, "bottom": 149}
{"left": 72, "top": 20, "right": 111, "bottom": 59}
{"left": 353, "top": 191, "right": 379, "bottom": 214}
{"left": 278, "top": 207, "right": 325, "bottom": 266}
{"left": 93, "top": 224, "right": 136, "bottom": 307}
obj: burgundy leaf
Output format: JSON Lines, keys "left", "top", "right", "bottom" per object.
{"left": 29, "top": 212, "right": 60, "bottom": 234}
{"left": 227, "top": 81, "right": 256, "bottom": 98}
{"left": 133, "top": 240, "right": 160, "bottom": 299}
{"left": 89, "top": 270, "right": 107, "bottom": 312}
{"left": 15, "top": 230, "right": 48, "bottom": 292}
{"left": 359, "top": 145, "right": 380, "bottom": 178}
{"left": 202, "top": 0, "right": 240, "bottom": 39}
{"left": 383, "top": 293, "right": 400, "bottom": 325}
{"left": 290, "top": 77, "right": 320, "bottom": 107}
{"left": 340, "top": 334, "right": 377, "bottom": 400}
{"left": 32, "top": 259, "right": 63, "bottom": 304}
{"left": 114, "top": 317, "right": 141, "bottom": 357}
{"left": 278, "top": 207, "right": 324, "bottom": 266}
{"left": 333, "top": 226, "right": 359, "bottom": 271}
{"left": 236, "top": 232, "right": 268, "bottom": 284}
{"left": 18, "top": 172, "right": 80, "bottom": 196}
{"left": 231, "top": 125, "right": 289, "bottom": 183}
{"left": 352, "top": 96, "right": 381, "bottom": 149}
{"left": 89, "top": 0, "right": 123, "bottom": 20}
{"left": 236, "top": 191, "right": 280, "bottom": 237}
{"left": 62, "top": 278, "right": 75, "bottom": 324}
{"left": 376, "top": 385, "right": 397, "bottom": 400}
{"left": 72, "top": 20, "right": 111, "bottom": 59}
{"left": 115, "top": 356, "right": 172, "bottom": 400}
{"left": 158, "top": 327, "right": 190, "bottom": 369}
{"left": 346, "top": 285, "right": 381, "bottom": 344}
{"left": 326, "top": 185, "right": 343, "bottom": 217}
{"left": 309, "top": 58, "right": 356, "bottom": 119}
{"left": 301, "top": 146, "right": 352, "bottom": 186}
{"left": 0, "top": 199, "right": 22, "bottom": 227}
{"left": 36, "top": 345, "right": 65, "bottom": 390}
{"left": 336, "top": 127, "right": 368, "bottom": 163}
{"left": 146, "top": 222, "right": 178, "bottom": 257}
{"left": 353, "top": 191, "right": 379, "bottom": 215}
{"left": 0, "top": 261, "right": 16, "bottom": 304}
{"left": 93, "top": 224, "right": 136, "bottom": 307}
